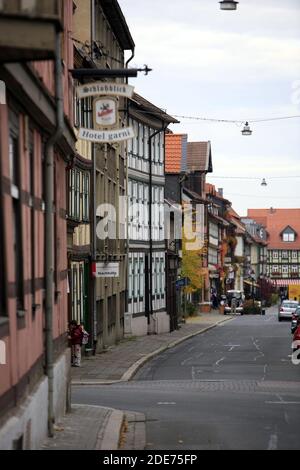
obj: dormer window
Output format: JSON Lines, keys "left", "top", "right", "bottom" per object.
{"left": 281, "top": 226, "right": 296, "bottom": 243}
{"left": 283, "top": 233, "right": 294, "bottom": 242}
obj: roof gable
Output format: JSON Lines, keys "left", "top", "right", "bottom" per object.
{"left": 187, "top": 141, "right": 213, "bottom": 173}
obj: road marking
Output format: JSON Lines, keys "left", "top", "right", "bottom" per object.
{"left": 267, "top": 433, "right": 278, "bottom": 450}
{"left": 262, "top": 364, "right": 267, "bottom": 381}
{"left": 215, "top": 357, "right": 225, "bottom": 366}
{"left": 224, "top": 344, "right": 240, "bottom": 351}
{"left": 157, "top": 402, "right": 176, "bottom": 405}
{"left": 266, "top": 401, "right": 300, "bottom": 405}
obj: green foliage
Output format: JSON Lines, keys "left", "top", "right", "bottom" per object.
{"left": 182, "top": 301, "right": 197, "bottom": 317}
{"left": 270, "top": 293, "right": 279, "bottom": 305}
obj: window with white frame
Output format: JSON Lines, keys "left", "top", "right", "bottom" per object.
{"left": 292, "top": 251, "right": 298, "bottom": 259}
{"left": 273, "top": 251, "right": 278, "bottom": 259}
{"left": 291, "top": 265, "right": 298, "bottom": 273}
{"left": 139, "top": 257, "right": 144, "bottom": 298}
{"left": 282, "top": 265, "right": 289, "bottom": 274}
{"left": 161, "top": 257, "right": 165, "bottom": 297}
{"left": 283, "top": 232, "right": 295, "bottom": 242}
{"left": 272, "top": 265, "right": 279, "bottom": 273}
{"left": 69, "top": 169, "right": 90, "bottom": 222}
{"left": 133, "top": 258, "right": 138, "bottom": 299}
{"left": 282, "top": 251, "right": 288, "bottom": 259}
{"left": 128, "top": 258, "right": 133, "bottom": 300}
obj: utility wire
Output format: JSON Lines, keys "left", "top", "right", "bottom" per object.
{"left": 209, "top": 176, "right": 300, "bottom": 180}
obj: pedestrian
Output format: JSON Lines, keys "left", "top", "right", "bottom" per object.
{"left": 80, "top": 323, "right": 90, "bottom": 347}
{"left": 68, "top": 320, "right": 83, "bottom": 367}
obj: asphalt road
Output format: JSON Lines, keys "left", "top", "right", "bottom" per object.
{"left": 73, "top": 309, "right": 300, "bottom": 450}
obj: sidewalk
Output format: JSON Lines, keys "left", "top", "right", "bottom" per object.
{"left": 71, "top": 311, "right": 233, "bottom": 385}
{"left": 42, "top": 311, "right": 233, "bottom": 450}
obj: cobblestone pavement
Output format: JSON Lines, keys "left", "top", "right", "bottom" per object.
{"left": 71, "top": 312, "right": 232, "bottom": 385}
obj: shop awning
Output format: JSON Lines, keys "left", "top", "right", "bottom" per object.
{"left": 272, "top": 279, "right": 300, "bottom": 286}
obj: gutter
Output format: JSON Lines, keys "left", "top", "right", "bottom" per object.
{"left": 44, "top": 32, "right": 65, "bottom": 438}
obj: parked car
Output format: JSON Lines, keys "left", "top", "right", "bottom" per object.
{"left": 291, "top": 306, "right": 300, "bottom": 334}
{"left": 278, "top": 300, "right": 299, "bottom": 322}
{"left": 224, "top": 290, "right": 244, "bottom": 314}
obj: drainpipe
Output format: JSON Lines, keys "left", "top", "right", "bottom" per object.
{"left": 45, "top": 32, "right": 64, "bottom": 438}
{"left": 125, "top": 48, "right": 135, "bottom": 332}
{"left": 90, "top": 0, "right": 98, "bottom": 350}
{"left": 148, "top": 123, "right": 167, "bottom": 328}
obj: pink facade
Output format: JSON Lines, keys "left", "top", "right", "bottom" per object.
{"left": 0, "top": 0, "right": 75, "bottom": 433}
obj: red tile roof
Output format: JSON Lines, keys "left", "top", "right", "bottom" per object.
{"left": 165, "top": 134, "right": 187, "bottom": 174}
{"left": 248, "top": 208, "right": 300, "bottom": 249}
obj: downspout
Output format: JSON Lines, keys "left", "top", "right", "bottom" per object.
{"left": 148, "top": 123, "right": 167, "bottom": 327}
{"left": 125, "top": 48, "right": 135, "bottom": 332}
{"left": 91, "top": 0, "right": 97, "bottom": 350}
{"left": 45, "top": 32, "right": 64, "bottom": 437}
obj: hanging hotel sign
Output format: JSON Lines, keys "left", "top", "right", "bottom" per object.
{"left": 76, "top": 81, "right": 135, "bottom": 143}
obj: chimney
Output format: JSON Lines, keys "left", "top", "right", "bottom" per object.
{"left": 218, "top": 188, "right": 224, "bottom": 198}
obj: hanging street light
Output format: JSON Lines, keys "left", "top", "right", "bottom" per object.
{"left": 261, "top": 178, "right": 268, "bottom": 187}
{"left": 219, "top": 1, "right": 239, "bottom": 10}
{"left": 242, "top": 122, "right": 252, "bottom": 136}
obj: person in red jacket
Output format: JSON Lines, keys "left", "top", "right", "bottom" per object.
{"left": 69, "top": 321, "right": 83, "bottom": 367}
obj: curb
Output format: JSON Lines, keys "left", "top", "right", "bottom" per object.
{"left": 72, "top": 316, "right": 234, "bottom": 386}
{"left": 96, "top": 409, "right": 124, "bottom": 450}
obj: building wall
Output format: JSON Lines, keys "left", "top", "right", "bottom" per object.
{"left": 126, "top": 115, "right": 169, "bottom": 336}
{"left": 0, "top": 0, "right": 75, "bottom": 448}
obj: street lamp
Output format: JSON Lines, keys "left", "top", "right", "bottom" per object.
{"left": 219, "top": 1, "right": 239, "bottom": 10}
{"left": 242, "top": 122, "right": 252, "bottom": 136}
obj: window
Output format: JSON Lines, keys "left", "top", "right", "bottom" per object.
{"left": 9, "top": 110, "right": 24, "bottom": 313}
{"left": 283, "top": 232, "right": 295, "bottom": 242}
{"left": 139, "top": 257, "right": 144, "bottom": 298}
{"left": 281, "top": 251, "right": 288, "bottom": 259}
{"left": 161, "top": 257, "right": 165, "bottom": 298}
{"left": 133, "top": 258, "right": 138, "bottom": 299}
{"left": 272, "top": 265, "right": 279, "bottom": 273}
{"left": 128, "top": 258, "right": 133, "bottom": 301}
{"left": 292, "top": 251, "right": 298, "bottom": 259}
{"left": 292, "top": 266, "right": 298, "bottom": 273}
{"left": 282, "top": 266, "right": 289, "bottom": 274}
{"left": 68, "top": 169, "right": 90, "bottom": 223}
{"left": 273, "top": 251, "right": 278, "bottom": 259}
{"left": 29, "top": 130, "right": 36, "bottom": 313}
{"left": 75, "top": 96, "right": 93, "bottom": 129}
{"left": 82, "top": 173, "right": 90, "bottom": 222}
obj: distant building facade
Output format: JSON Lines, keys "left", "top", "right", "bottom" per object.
{"left": 126, "top": 94, "right": 178, "bottom": 336}
{"left": 248, "top": 208, "right": 300, "bottom": 297}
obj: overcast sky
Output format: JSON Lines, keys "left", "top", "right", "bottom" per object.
{"left": 118, "top": 0, "right": 300, "bottom": 216}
